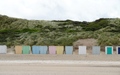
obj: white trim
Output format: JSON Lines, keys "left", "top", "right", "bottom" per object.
{"left": 116, "top": 46, "right": 118, "bottom": 54}
{"left": 105, "top": 46, "right": 107, "bottom": 54}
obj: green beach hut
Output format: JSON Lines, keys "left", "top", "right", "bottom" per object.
{"left": 22, "top": 46, "right": 31, "bottom": 54}
{"left": 105, "top": 46, "right": 113, "bottom": 55}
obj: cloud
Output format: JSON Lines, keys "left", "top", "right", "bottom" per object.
{"left": 0, "top": 0, "right": 120, "bottom": 21}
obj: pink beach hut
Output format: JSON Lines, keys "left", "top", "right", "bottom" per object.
{"left": 49, "top": 46, "right": 56, "bottom": 54}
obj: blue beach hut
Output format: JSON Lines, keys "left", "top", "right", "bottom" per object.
{"left": 40, "top": 46, "right": 48, "bottom": 54}
{"left": 32, "top": 46, "right": 40, "bottom": 54}
{"left": 65, "top": 46, "right": 73, "bottom": 54}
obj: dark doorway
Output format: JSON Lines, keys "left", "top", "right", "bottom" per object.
{"left": 118, "top": 47, "right": 120, "bottom": 54}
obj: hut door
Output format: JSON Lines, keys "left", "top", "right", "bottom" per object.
{"left": 107, "top": 47, "right": 112, "bottom": 54}
{"left": 118, "top": 47, "right": 120, "bottom": 54}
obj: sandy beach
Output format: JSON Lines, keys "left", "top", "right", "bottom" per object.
{"left": 0, "top": 54, "right": 120, "bottom": 75}
{"left": 0, "top": 63, "right": 120, "bottom": 75}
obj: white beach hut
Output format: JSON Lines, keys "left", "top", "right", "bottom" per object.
{"left": 0, "top": 45, "right": 7, "bottom": 54}
{"left": 79, "top": 46, "right": 86, "bottom": 54}
{"left": 92, "top": 46, "right": 100, "bottom": 55}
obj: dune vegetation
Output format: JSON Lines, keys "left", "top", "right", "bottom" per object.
{"left": 0, "top": 15, "right": 120, "bottom": 47}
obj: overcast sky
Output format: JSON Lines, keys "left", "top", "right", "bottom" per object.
{"left": 0, "top": 0, "right": 120, "bottom": 21}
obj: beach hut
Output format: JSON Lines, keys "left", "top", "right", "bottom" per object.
{"left": 22, "top": 46, "right": 31, "bottom": 54}
{"left": 92, "top": 46, "right": 100, "bottom": 55}
{"left": 0, "top": 45, "right": 7, "bottom": 54}
{"left": 32, "top": 46, "right": 40, "bottom": 54}
{"left": 56, "top": 46, "right": 64, "bottom": 54}
{"left": 49, "top": 46, "right": 56, "bottom": 54}
{"left": 116, "top": 46, "right": 120, "bottom": 54}
{"left": 79, "top": 46, "right": 86, "bottom": 55}
{"left": 65, "top": 46, "right": 73, "bottom": 54}
{"left": 15, "top": 46, "right": 22, "bottom": 54}
{"left": 40, "top": 46, "right": 48, "bottom": 54}
{"left": 105, "top": 46, "right": 113, "bottom": 55}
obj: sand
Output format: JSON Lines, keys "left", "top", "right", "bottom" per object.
{"left": 0, "top": 54, "right": 120, "bottom": 75}
{"left": 0, "top": 62, "right": 120, "bottom": 75}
